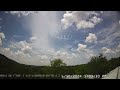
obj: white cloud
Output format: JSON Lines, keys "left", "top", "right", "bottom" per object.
{"left": 21, "top": 45, "right": 32, "bottom": 53}
{"left": 1, "top": 47, "right": 50, "bottom": 66}
{"left": 1, "top": 38, "right": 97, "bottom": 66}
{"left": 0, "top": 48, "right": 13, "bottom": 58}
{"left": 75, "top": 43, "right": 96, "bottom": 63}
{"left": 119, "top": 20, "right": 120, "bottom": 24}
{"left": 0, "top": 32, "right": 5, "bottom": 46}
{"left": 17, "top": 41, "right": 33, "bottom": 54}
{"left": 102, "top": 47, "right": 115, "bottom": 54}
{"left": 90, "top": 16, "right": 102, "bottom": 24}
{"left": 3, "top": 48, "right": 10, "bottom": 52}
{"left": 85, "top": 33, "right": 97, "bottom": 43}
{"left": 0, "top": 32, "right": 5, "bottom": 39}
{"left": 77, "top": 43, "right": 87, "bottom": 52}
{"left": 8, "top": 40, "right": 79, "bottom": 65}
{"left": 6, "top": 11, "right": 38, "bottom": 17}
{"left": 52, "top": 50, "right": 77, "bottom": 65}
{"left": 116, "top": 44, "right": 120, "bottom": 55}
{"left": 76, "top": 20, "right": 95, "bottom": 29}
{"left": 0, "top": 47, "right": 35, "bottom": 65}
{"left": 61, "top": 11, "right": 102, "bottom": 29}
{"left": 77, "top": 43, "right": 95, "bottom": 56}
{"left": 118, "top": 44, "right": 120, "bottom": 48}
{"left": 101, "top": 47, "right": 120, "bottom": 59}
{"left": 100, "top": 11, "right": 103, "bottom": 14}
{"left": 9, "top": 40, "right": 32, "bottom": 54}
{"left": 40, "top": 55, "right": 48, "bottom": 60}
{"left": 30, "top": 36, "right": 37, "bottom": 42}
{"left": 71, "top": 48, "right": 77, "bottom": 52}
{"left": 71, "top": 53, "right": 78, "bottom": 58}
{"left": 0, "top": 38, "right": 2, "bottom": 46}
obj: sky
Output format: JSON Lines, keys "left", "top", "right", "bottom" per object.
{"left": 0, "top": 11, "right": 120, "bottom": 66}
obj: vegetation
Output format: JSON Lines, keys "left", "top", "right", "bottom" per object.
{"left": 0, "top": 53, "right": 120, "bottom": 79}
{"left": 50, "top": 59, "right": 66, "bottom": 67}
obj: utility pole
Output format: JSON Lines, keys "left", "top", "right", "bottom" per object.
{"left": 116, "top": 66, "right": 119, "bottom": 79}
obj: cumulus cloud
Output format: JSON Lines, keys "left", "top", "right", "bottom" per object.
{"left": 0, "top": 46, "right": 50, "bottom": 66}
{"left": 102, "top": 47, "right": 115, "bottom": 55}
{"left": 76, "top": 43, "right": 96, "bottom": 63}
{"left": 77, "top": 43, "right": 87, "bottom": 52}
{"left": 61, "top": 11, "right": 102, "bottom": 29}
{"left": 7, "top": 39, "right": 81, "bottom": 65}
{"left": 52, "top": 50, "right": 79, "bottom": 65}
{"left": 101, "top": 45, "right": 120, "bottom": 59}
{"left": 2, "top": 38, "right": 96, "bottom": 66}
{"left": 85, "top": 33, "right": 97, "bottom": 43}
{"left": 76, "top": 20, "right": 95, "bottom": 29}
{"left": 119, "top": 20, "right": 120, "bottom": 24}
{"left": 77, "top": 43, "right": 95, "bottom": 55}
{"left": 90, "top": 16, "right": 102, "bottom": 24}
{"left": 0, "top": 48, "right": 13, "bottom": 58}
{"left": 9, "top": 40, "right": 32, "bottom": 54}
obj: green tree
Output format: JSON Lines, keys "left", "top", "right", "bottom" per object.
{"left": 50, "top": 59, "right": 66, "bottom": 67}
{"left": 87, "top": 53, "right": 108, "bottom": 78}
{"left": 89, "top": 53, "right": 107, "bottom": 64}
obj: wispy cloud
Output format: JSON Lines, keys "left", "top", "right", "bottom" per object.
{"left": 13, "top": 35, "right": 24, "bottom": 38}
{"left": 97, "top": 22, "right": 120, "bottom": 46}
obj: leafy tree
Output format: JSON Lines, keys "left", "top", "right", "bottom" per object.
{"left": 50, "top": 59, "right": 66, "bottom": 67}
{"left": 86, "top": 53, "right": 108, "bottom": 78}
{"left": 88, "top": 53, "right": 107, "bottom": 64}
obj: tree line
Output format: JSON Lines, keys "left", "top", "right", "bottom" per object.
{"left": 0, "top": 53, "right": 120, "bottom": 79}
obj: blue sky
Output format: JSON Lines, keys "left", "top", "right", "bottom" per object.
{"left": 0, "top": 11, "right": 120, "bottom": 66}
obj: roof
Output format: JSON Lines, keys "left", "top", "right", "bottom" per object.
{"left": 102, "top": 66, "right": 120, "bottom": 79}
